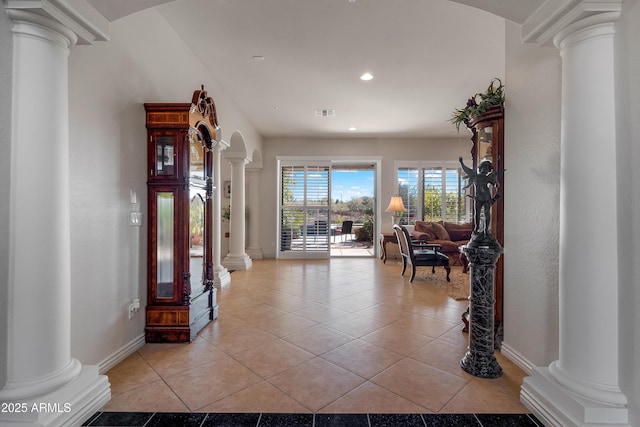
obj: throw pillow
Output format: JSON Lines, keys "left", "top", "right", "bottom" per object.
{"left": 414, "top": 221, "right": 429, "bottom": 232}
{"left": 431, "top": 222, "right": 451, "bottom": 241}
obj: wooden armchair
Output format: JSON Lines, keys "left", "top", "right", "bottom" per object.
{"left": 393, "top": 224, "right": 451, "bottom": 283}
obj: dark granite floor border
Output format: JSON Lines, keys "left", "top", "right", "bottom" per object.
{"left": 83, "top": 412, "right": 543, "bottom": 427}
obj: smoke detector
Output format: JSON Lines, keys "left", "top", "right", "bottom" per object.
{"left": 315, "top": 109, "right": 336, "bottom": 117}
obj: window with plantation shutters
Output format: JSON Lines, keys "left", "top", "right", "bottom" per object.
{"left": 396, "top": 161, "right": 468, "bottom": 224}
{"left": 279, "top": 162, "right": 331, "bottom": 258}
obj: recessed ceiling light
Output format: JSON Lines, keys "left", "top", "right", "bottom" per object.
{"left": 348, "top": 126, "right": 357, "bottom": 131}
{"left": 360, "top": 72, "right": 373, "bottom": 81}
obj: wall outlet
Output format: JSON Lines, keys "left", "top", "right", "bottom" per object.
{"left": 128, "top": 298, "right": 140, "bottom": 319}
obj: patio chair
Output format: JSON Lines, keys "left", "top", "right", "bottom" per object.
{"left": 341, "top": 221, "right": 353, "bottom": 242}
{"left": 393, "top": 224, "right": 450, "bottom": 282}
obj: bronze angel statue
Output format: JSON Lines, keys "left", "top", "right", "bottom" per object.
{"left": 459, "top": 156, "right": 503, "bottom": 235}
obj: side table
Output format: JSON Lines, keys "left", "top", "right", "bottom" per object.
{"left": 380, "top": 232, "right": 397, "bottom": 263}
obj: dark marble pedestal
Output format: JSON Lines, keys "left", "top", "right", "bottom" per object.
{"left": 460, "top": 234, "right": 503, "bottom": 379}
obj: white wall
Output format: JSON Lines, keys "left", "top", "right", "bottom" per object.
{"left": 615, "top": 0, "right": 640, "bottom": 422}
{"left": 0, "top": 8, "right": 13, "bottom": 391}
{"left": 67, "top": 7, "right": 261, "bottom": 365}
{"left": 258, "top": 136, "right": 469, "bottom": 258}
{"left": 501, "top": 22, "right": 562, "bottom": 369}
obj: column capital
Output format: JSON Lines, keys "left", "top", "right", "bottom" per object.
{"left": 213, "top": 139, "right": 230, "bottom": 152}
{"left": 6, "top": 0, "right": 110, "bottom": 45}
{"left": 224, "top": 154, "right": 250, "bottom": 165}
{"left": 521, "top": 0, "right": 621, "bottom": 46}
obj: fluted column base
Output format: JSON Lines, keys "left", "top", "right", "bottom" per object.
{"left": 522, "top": 367, "right": 629, "bottom": 427}
{"left": 213, "top": 267, "right": 231, "bottom": 288}
{"left": 0, "top": 366, "right": 110, "bottom": 427}
{"left": 222, "top": 254, "right": 253, "bottom": 271}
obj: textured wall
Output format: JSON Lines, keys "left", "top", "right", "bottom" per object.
{"left": 502, "top": 22, "right": 561, "bottom": 368}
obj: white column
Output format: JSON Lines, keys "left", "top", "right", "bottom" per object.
{"left": 212, "top": 143, "right": 230, "bottom": 287}
{"left": 222, "top": 157, "right": 252, "bottom": 270}
{"left": 245, "top": 166, "right": 263, "bottom": 259}
{"left": 1, "top": 8, "right": 109, "bottom": 426}
{"left": 521, "top": 12, "right": 628, "bottom": 426}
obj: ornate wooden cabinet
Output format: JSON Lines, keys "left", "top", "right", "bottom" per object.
{"left": 466, "top": 105, "right": 505, "bottom": 341}
{"left": 144, "top": 96, "right": 219, "bottom": 343}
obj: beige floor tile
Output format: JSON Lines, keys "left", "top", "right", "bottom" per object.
{"left": 360, "top": 324, "right": 432, "bottom": 355}
{"left": 254, "top": 312, "right": 318, "bottom": 338}
{"left": 201, "top": 381, "right": 311, "bottom": 413}
{"left": 291, "top": 304, "right": 349, "bottom": 323}
{"left": 139, "top": 337, "right": 228, "bottom": 378}
{"left": 164, "top": 357, "right": 262, "bottom": 411}
{"left": 437, "top": 323, "right": 471, "bottom": 348}
{"left": 203, "top": 325, "right": 278, "bottom": 355}
{"left": 262, "top": 294, "right": 317, "bottom": 313}
{"left": 225, "top": 303, "right": 288, "bottom": 324}
{"left": 267, "top": 358, "right": 365, "bottom": 412}
{"left": 371, "top": 358, "right": 469, "bottom": 412}
{"left": 318, "top": 381, "right": 430, "bottom": 414}
{"left": 101, "top": 379, "right": 188, "bottom": 412}
{"left": 440, "top": 379, "right": 528, "bottom": 413}
{"left": 104, "top": 353, "right": 161, "bottom": 396}
{"left": 217, "top": 295, "right": 261, "bottom": 311}
{"left": 197, "top": 312, "right": 248, "bottom": 338}
{"left": 283, "top": 325, "right": 355, "bottom": 355}
{"left": 322, "top": 313, "right": 387, "bottom": 338}
{"left": 409, "top": 339, "right": 471, "bottom": 378}
{"left": 390, "top": 314, "right": 459, "bottom": 339}
{"left": 356, "top": 304, "right": 408, "bottom": 324}
{"left": 102, "top": 258, "right": 528, "bottom": 416}
{"left": 323, "top": 295, "right": 380, "bottom": 313}
{"left": 232, "top": 339, "right": 315, "bottom": 379}
{"left": 321, "top": 339, "right": 404, "bottom": 379}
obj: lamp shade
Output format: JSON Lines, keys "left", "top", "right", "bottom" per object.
{"left": 385, "top": 196, "right": 406, "bottom": 213}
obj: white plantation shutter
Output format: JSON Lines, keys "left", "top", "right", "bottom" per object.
{"left": 280, "top": 162, "right": 330, "bottom": 258}
{"left": 396, "top": 161, "right": 468, "bottom": 224}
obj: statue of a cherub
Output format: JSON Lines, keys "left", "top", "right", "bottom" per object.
{"left": 459, "top": 156, "right": 503, "bottom": 236}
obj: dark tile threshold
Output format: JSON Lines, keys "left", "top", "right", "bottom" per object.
{"left": 83, "top": 412, "right": 543, "bottom": 427}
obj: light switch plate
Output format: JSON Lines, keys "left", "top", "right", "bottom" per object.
{"left": 130, "top": 212, "right": 142, "bottom": 226}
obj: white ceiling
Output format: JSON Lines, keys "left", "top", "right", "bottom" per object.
{"left": 89, "top": 0, "right": 510, "bottom": 139}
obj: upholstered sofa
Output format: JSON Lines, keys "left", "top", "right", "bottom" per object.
{"left": 410, "top": 220, "right": 473, "bottom": 267}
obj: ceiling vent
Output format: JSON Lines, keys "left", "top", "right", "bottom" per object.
{"left": 315, "top": 109, "right": 335, "bottom": 117}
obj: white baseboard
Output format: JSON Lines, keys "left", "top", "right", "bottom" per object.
{"left": 500, "top": 341, "right": 535, "bottom": 375}
{"left": 98, "top": 334, "right": 145, "bottom": 374}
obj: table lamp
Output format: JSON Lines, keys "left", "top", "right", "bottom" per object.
{"left": 385, "top": 196, "right": 406, "bottom": 225}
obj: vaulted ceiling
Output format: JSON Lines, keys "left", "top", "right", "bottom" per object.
{"left": 87, "top": 0, "right": 527, "bottom": 138}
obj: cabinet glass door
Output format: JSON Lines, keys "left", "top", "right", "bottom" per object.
{"left": 156, "top": 191, "right": 175, "bottom": 299}
{"left": 155, "top": 135, "right": 176, "bottom": 176}
{"left": 189, "top": 189, "right": 206, "bottom": 290}
{"left": 476, "top": 126, "right": 493, "bottom": 163}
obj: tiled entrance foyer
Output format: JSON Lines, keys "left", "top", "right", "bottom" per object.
{"left": 101, "top": 258, "right": 529, "bottom": 415}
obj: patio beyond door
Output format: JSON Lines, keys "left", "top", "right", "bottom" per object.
{"left": 330, "top": 165, "right": 376, "bottom": 257}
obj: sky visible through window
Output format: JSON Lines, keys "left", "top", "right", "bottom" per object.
{"left": 332, "top": 170, "right": 374, "bottom": 202}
